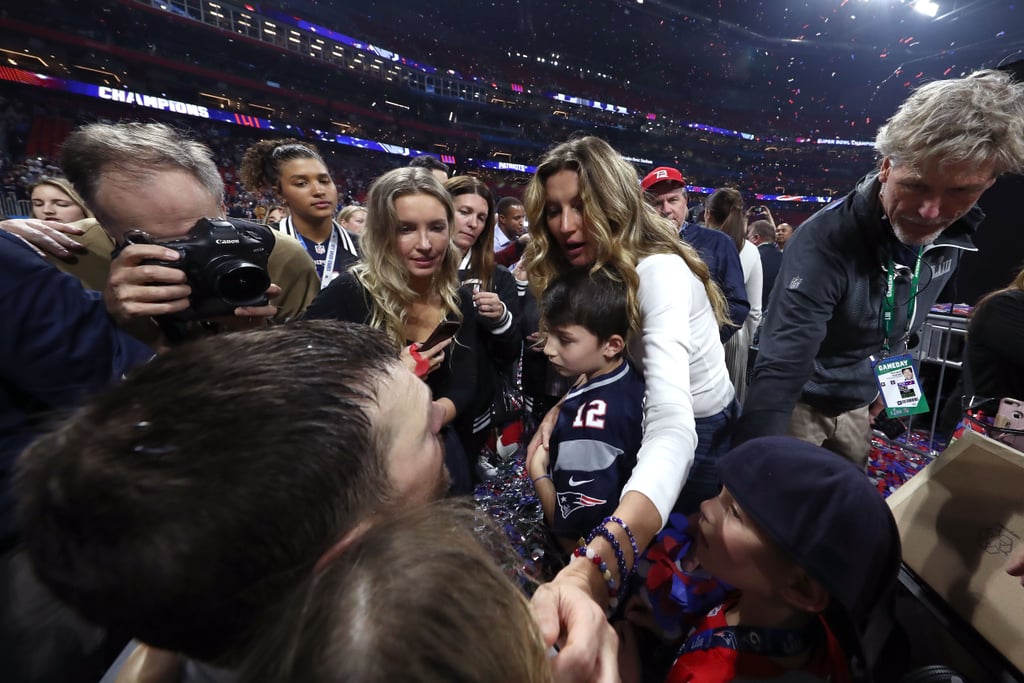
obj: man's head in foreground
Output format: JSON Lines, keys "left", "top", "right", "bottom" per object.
{"left": 16, "top": 320, "right": 448, "bottom": 664}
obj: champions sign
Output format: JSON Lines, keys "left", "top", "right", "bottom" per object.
{"left": 0, "top": 66, "right": 272, "bottom": 130}
{"left": 97, "top": 86, "right": 210, "bottom": 118}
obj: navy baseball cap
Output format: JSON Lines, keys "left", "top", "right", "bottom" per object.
{"left": 719, "top": 436, "right": 901, "bottom": 626}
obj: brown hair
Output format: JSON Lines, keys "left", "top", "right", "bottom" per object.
{"left": 238, "top": 502, "right": 551, "bottom": 683}
{"left": 16, "top": 321, "right": 401, "bottom": 663}
{"left": 522, "top": 136, "right": 729, "bottom": 334}
{"left": 239, "top": 138, "right": 326, "bottom": 194}
{"left": 445, "top": 175, "right": 497, "bottom": 290}
{"left": 704, "top": 187, "right": 746, "bottom": 252}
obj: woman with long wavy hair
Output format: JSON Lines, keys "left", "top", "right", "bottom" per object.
{"left": 305, "top": 167, "right": 477, "bottom": 493}
{"left": 523, "top": 136, "right": 735, "bottom": 624}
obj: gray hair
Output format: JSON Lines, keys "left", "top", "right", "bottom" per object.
{"left": 875, "top": 69, "right": 1024, "bottom": 176}
{"left": 60, "top": 122, "right": 225, "bottom": 209}
{"left": 748, "top": 219, "right": 775, "bottom": 242}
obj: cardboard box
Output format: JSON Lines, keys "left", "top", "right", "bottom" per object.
{"left": 887, "top": 430, "right": 1024, "bottom": 671}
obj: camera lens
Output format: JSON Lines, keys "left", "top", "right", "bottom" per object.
{"left": 213, "top": 260, "right": 272, "bottom": 305}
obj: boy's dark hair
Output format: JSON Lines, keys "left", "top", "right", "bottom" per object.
{"left": 496, "top": 195, "right": 524, "bottom": 215}
{"left": 16, "top": 321, "right": 400, "bottom": 664}
{"left": 541, "top": 266, "right": 629, "bottom": 344}
{"left": 408, "top": 154, "right": 449, "bottom": 175}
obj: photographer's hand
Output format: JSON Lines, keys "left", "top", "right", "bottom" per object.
{"left": 104, "top": 244, "right": 191, "bottom": 324}
{"left": 0, "top": 218, "right": 87, "bottom": 263}
{"left": 212, "top": 284, "right": 282, "bottom": 331}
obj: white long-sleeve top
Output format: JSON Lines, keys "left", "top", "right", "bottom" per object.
{"left": 620, "top": 253, "right": 735, "bottom": 527}
{"left": 738, "top": 240, "right": 764, "bottom": 340}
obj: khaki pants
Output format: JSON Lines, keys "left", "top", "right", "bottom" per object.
{"left": 787, "top": 400, "right": 871, "bottom": 467}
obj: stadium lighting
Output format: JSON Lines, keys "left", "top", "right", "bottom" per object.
{"left": 912, "top": 1, "right": 939, "bottom": 17}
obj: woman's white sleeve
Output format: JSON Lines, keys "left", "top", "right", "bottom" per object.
{"left": 620, "top": 255, "right": 699, "bottom": 528}
{"left": 741, "top": 242, "right": 763, "bottom": 336}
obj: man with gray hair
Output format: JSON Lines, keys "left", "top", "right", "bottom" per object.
{"left": 3, "top": 122, "right": 319, "bottom": 347}
{"left": 736, "top": 69, "right": 1024, "bottom": 464}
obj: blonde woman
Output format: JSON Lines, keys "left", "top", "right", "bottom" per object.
{"left": 305, "top": 167, "right": 478, "bottom": 493}
{"left": 337, "top": 205, "right": 367, "bottom": 236}
{"left": 29, "top": 177, "right": 92, "bottom": 223}
{"left": 523, "top": 137, "right": 735, "bottom": 628}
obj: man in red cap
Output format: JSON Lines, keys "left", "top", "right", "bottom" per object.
{"left": 641, "top": 167, "right": 750, "bottom": 342}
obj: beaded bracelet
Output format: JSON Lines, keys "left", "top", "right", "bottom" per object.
{"left": 603, "top": 516, "right": 640, "bottom": 570}
{"left": 587, "top": 525, "right": 629, "bottom": 590}
{"left": 572, "top": 542, "right": 619, "bottom": 610}
{"left": 532, "top": 474, "right": 552, "bottom": 485}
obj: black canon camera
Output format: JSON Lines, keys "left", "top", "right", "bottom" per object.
{"left": 118, "top": 217, "right": 273, "bottom": 320}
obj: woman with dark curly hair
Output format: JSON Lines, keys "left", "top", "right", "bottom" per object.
{"left": 240, "top": 139, "right": 359, "bottom": 288}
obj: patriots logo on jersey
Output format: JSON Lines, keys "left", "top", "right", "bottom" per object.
{"left": 557, "top": 490, "right": 608, "bottom": 519}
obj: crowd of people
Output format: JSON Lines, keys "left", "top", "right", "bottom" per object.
{"left": 2, "top": 67, "right": 1024, "bottom": 683}
{"left": 0, "top": 0, "right": 881, "bottom": 205}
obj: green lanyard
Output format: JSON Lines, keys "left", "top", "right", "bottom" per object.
{"left": 881, "top": 247, "right": 924, "bottom": 356}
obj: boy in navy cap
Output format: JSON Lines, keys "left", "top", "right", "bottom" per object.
{"left": 640, "top": 436, "right": 900, "bottom": 682}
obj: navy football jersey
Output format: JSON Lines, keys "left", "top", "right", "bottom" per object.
{"left": 549, "top": 360, "right": 645, "bottom": 539}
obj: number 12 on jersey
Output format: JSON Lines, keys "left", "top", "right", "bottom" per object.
{"left": 572, "top": 399, "right": 607, "bottom": 429}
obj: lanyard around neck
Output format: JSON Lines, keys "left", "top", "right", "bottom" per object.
{"left": 881, "top": 246, "right": 923, "bottom": 355}
{"left": 291, "top": 222, "right": 340, "bottom": 290}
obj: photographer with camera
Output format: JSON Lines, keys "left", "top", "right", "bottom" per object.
{"left": 1, "top": 123, "right": 320, "bottom": 348}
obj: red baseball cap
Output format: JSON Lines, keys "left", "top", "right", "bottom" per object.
{"left": 641, "top": 166, "right": 685, "bottom": 191}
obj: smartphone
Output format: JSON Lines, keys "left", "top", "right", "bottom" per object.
{"left": 419, "top": 319, "right": 460, "bottom": 350}
{"left": 994, "top": 397, "right": 1024, "bottom": 450}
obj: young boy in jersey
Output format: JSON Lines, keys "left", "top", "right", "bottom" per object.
{"left": 638, "top": 436, "right": 901, "bottom": 683}
{"left": 528, "top": 266, "right": 645, "bottom": 549}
